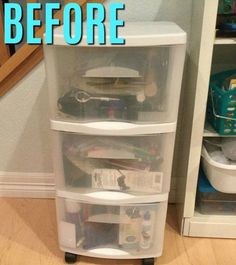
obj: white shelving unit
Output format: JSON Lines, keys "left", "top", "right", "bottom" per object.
{"left": 183, "top": 210, "right": 236, "bottom": 238}
{"left": 203, "top": 122, "right": 221, "bottom": 137}
{"left": 175, "top": 0, "right": 236, "bottom": 238}
{"left": 44, "top": 22, "right": 186, "bottom": 264}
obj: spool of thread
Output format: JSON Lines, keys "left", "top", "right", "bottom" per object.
{"left": 65, "top": 199, "right": 80, "bottom": 214}
{"left": 136, "top": 92, "right": 146, "bottom": 102}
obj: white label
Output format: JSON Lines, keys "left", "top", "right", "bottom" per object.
{"left": 92, "top": 169, "right": 163, "bottom": 193}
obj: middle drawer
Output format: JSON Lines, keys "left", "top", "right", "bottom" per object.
{"left": 53, "top": 131, "right": 175, "bottom": 198}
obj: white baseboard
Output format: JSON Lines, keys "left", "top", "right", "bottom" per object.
{"left": 0, "top": 172, "right": 177, "bottom": 202}
{"left": 0, "top": 172, "right": 55, "bottom": 198}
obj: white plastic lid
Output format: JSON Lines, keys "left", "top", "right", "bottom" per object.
{"left": 50, "top": 21, "right": 186, "bottom": 47}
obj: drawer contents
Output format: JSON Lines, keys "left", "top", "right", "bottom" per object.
{"left": 201, "top": 138, "right": 236, "bottom": 193}
{"left": 57, "top": 197, "right": 166, "bottom": 256}
{"left": 57, "top": 87, "right": 141, "bottom": 121}
{"left": 45, "top": 45, "right": 185, "bottom": 123}
{"left": 196, "top": 168, "right": 236, "bottom": 215}
{"left": 207, "top": 70, "right": 236, "bottom": 135}
{"left": 56, "top": 133, "right": 174, "bottom": 194}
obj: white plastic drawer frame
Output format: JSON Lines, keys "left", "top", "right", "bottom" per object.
{"left": 44, "top": 21, "right": 186, "bottom": 264}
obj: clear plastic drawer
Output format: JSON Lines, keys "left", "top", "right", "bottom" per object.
{"left": 53, "top": 132, "right": 175, "bottom": 199}
{"left": 45, "top": 45, "right": 185, "bottom": 124}
{"left": 56, "top": 196, "right": 167, "bottom": 259}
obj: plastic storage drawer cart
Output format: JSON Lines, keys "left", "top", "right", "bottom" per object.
{"left": 207, "top": 70, "right": 236, "bottom": 135}
{"left": 44, "top": 22, "right": 186, "bottom": 264}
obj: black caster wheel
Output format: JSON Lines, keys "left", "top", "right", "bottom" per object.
{"left": 142, "top": 257, "right": 155, "bottom": 265}
{"left": 65, "top": 252, "right": 77, "bottom": 264}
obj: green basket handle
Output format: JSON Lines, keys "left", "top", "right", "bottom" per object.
{"left": 210, "top": 86, "right": 236, "bottom": 121}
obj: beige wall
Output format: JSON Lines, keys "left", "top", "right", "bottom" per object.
{"left": 105, "top": 0, "right": 192, "bottom": 39}
{"left": 0, "top": 0, "right": 193, "bottom": 174}
{"left": 0, "top": 63, "right": 52, "bottom": 172}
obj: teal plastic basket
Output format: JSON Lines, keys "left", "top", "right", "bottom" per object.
{"left": 207, "top": 70, "right": 236, "bottom": 135}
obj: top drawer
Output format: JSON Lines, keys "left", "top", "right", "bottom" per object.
{"left": 44, "top": 39, "right": 185, "bottom": 125}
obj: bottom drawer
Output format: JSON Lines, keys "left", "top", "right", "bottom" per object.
{"left": 56, "top": 197, "right": 167, "bottom": 259}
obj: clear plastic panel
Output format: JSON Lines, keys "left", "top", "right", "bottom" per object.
{"left": 45, "top": 45, "right": 184, "bottom": 123}
{"left": 56, "top": 197, "right": 167, "bottom": 258}
{"left": 196, "top": 192, "right": 236, "bottom": 215}
{"left": 54, "top": 132, "right": 175, "bottom": 195}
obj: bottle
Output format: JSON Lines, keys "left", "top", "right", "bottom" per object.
{"left": 65, "top": 199, "right": 80, "bottom": 223}
{"left": 65, "top": 199, "right": 83, "bottom": 247}
{"left": 139, "top": 211, "right": 153, "bottom": 250}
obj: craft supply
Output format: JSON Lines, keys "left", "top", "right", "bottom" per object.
{"left": 119, "top": 207, "right": 142, "bottom": 250}
{"left": 64, "top": 137, "right": 160, "bottom": 161}
{"left": 136, "top": 92, "right": 146, "bottom": 103}
{"left": 65, "top": 198, "right": 79, "bottom": 211}
{"left": 57, "top": 87, "right": 139, "bottom": 120}
{"left": 83, "top": 223, "right": 118, "bottom": 250}
{"left": 75, "top": 90, "right": 120, "bottom": 103}
{"left": 140, "top": 211, "right": 154, "bottom": 249}
{"left": 92, "top": 168, "right": 163, "bottom": 193}
{"left": 65, "top": 199, "right": 84, "bottom": 246}
{"left": 144, "top": 82, "right": 158, "bottom": 97}
{"left": 104, "top": 159, "right": 152, "bottom": 171}
{"left": 229, "top": 79, "right": 236, "bottom": 90}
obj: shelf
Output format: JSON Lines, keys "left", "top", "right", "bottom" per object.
{"left": 203, "top": 122, "right": 236, "bottom": 137}
{"left": 194, "top": 210, "right": 236, "bottom": 219}
{"left": 183, "top": 210, "right": 236, "bottom": 238}
{"left": 215, "top": 37, "right": 236, "bottom": 45}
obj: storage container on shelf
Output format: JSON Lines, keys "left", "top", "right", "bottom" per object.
{"left": 201, "top": 139, "right": 236, "bottom": 193}
{"left": 44, "top": 22, "right": 186, "bottom": 126}
{"left": 56, "top": 195, "right": 167, "bottom": 259}
{"left": 207, "top": 70, "right": 236, "bottom": 135}
{"left": 53, "top": 131, "right": 175, "bottom": 202}
{"left": 196, "top": 168, "right": 236, "bottom": 215}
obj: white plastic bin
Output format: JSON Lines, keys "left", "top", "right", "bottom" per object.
{"left": 53, "top": 132, "right": 175, "bottom": 200}
{"left": 201, "top": 143, "right": 236, "bottom": 193}
{"left": 56, "top": 196, "right": 167, "bottom": 259}
{"left": 44, "top": 22, "right": 186, "bottom": 124}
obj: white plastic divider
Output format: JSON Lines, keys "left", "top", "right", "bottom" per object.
{"left": 50, "top": 120, "right": 176, "bottom": 136}
{"left": 57, "top": 189, "right": 169, "bottom": 205}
